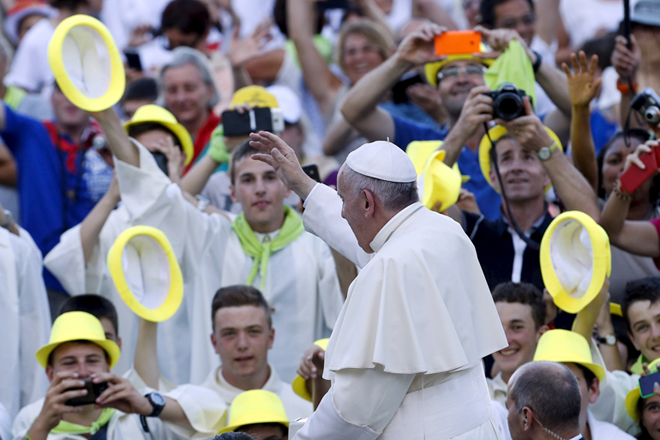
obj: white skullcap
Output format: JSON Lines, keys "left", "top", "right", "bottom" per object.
{"left": 267, "top": 85, "right": 301, "bottom": 124}
{"left": 346, "top": 141, "right": 417, "bottom": 183}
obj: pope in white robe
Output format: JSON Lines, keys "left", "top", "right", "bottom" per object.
{"left": 249, "top": 133, "right": 509, "bottom": 439}
{"left": 0, "top": 225, "right": 50, "bottom": 420}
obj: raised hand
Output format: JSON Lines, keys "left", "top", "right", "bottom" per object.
{"left": 229, "top": 20, "right": 272, "bottom": 67}
{"left": 562, "top": 51, "right": 602, "bottom": 108}
{"left": 395, "top": 23, "right": 448, "bottom": 67}
{"left": 496, "top": 97, "right": 553, "bottom": 152}
{"left": 611, "top": 35, "right": 640, "bottom": 80}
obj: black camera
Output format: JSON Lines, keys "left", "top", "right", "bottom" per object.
{"left": 65, "top": 378, "right": 109, "bottom": 406}
{"left": 484, "top": 83, "right": 528, "bottom": 121}
{"left": 631, "top": 87, "right": 660, "bottom": 126}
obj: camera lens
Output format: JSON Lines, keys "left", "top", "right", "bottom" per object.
{"left": 645, "top": 106, "right": 660, "bottom": 126}
{"left": 495, "top": 93, "right": 524, "bottom": 121}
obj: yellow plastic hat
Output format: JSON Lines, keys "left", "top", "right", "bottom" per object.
{"left": 626, "top": 357, "right": 660, "bottom": 422}
{"left": 107, "top": 226, "right": 183, "bottom": 322}
{"left": 611, "top": 303, "right": 623, "bottom": 317}
{"left": 420, "top": 150, "right": 462, "bottom": 210}
{"left": 48, "top": 15, "right": 125, "bottom": 112}
{"left": 540, "top": 211, "right": 612, "bottom": 314}
{"left": 406, "top": 140, "right": 469, "bottom": 181}
{"left": 217, "top": 390, "right": 289, "bottom": 434}
{"left": 230, "top": 85, "right": 279, "bottom": 109}
{"left": 533, "top": 329, "right": 605, "bottom": 381}
{"left": 123, "top": 105, "right": 194, "bottom": 166}
{"left": 425, "top": 43, "right": 495, "bottom": 88}
{"left": 479, "top": 125, "right": 563, "bottom": 193}
{"left": 292, "top": 338, "right": 329, "bottom": 402}
{"left": 36, "top": 311, "right": 121, "bottom": 368}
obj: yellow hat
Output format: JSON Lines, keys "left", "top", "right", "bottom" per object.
{"left": 217, "top": 390, "right": 289, "bottom": 434}
{"left": 230, "top": 85, "right": 279, "bottom": 109}
{"left": 48, "top": 15, "right": 125, "bottom": 112}
{"left": 107, "top": 226, "right": 183, "bottom": 322}
{"left": 626, "top": 357, "right": 660, "bottom": 421}
{"left": 540, "top": 211, "right": 611, "bottom": 314}
{"left": 406, "top": 140, "right": 469, "bottom": 181}
{"left": 478, "top": 125, "right": 563, "bottom": 193}
{"left": 123, "top": 105, "right": 194, "bottom": 166}
{"left": 36, "top": 311, "right": 121, "bottom": 368}
{"left": 291, "top": 338, "right": 329, "bottom": 402}
{"left": 420, "top": 150, "right": 462, "bottom": 210}
{"left": 533, "top": 329, "right": 605, "bottom": 381}
{"left": 611, "top": 303, "right": 623, "bottom": 317}
{"left": 425, "top": 44, "right": 495, "bottom": 88}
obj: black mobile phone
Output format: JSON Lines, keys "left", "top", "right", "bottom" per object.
{"left": 302, "top": 164, "right": 321, "bottom": 182}
{"left": 124, "top": 48, "right": 143, "bottom": 72}
{"left": 222, "top": 108, "right": 285, "bottom": 137}
{"left": 391, "top": 72, "right": 424, "bottom": 104}
{"left": 316, "top": 0, "right": 350, "bottom": 10}
{"left": 152, "top": 152, "right": 169, "bottom": 176}
{"left": 65, "top": 379, "right": 109, "bottom": 406}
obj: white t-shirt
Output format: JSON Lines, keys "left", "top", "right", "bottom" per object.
{"left": 5, "top": 18, "right": 54, "bottom": 93}
{"left": 100, "top": 0, "right": 171, "bottom": 51}
{"left": 559, "top": 0, "right": 638, "bottom": 49}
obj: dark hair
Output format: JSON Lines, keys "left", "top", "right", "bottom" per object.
{"left": 573, "top": 363, "right": 597, "bottom": 389}
{"left": 123, "top": 78, "right": 159, "bottom": 104}
{"left": 127, "top": 122, "right": 183, "bottom": 150}
{"left": 510, "top": 362, "right": 581, "bottom": 432}
{"left": 596, "top": 130, "right": 656, "bottom": 201}
{"left": 58, "top": 294, "right": 119, "bottom": 335}
{"left": 479, "top": 0, "right": 535, "bottom": 28}
{"left": 579, "top": 33, "right": 617, "bottom": 72}
{"left": 637, "top": 396, "right": 656, "bottom": 440}
{"left": 492, "top": 282, "right": 546, "bottom": 329}
{"left": 622, "top": 277, "right": 660, "bottom": 331}
{"left": 161, "top": 0, "right": 210, "bottom": 36}
{"left": 236, "top": 422, "right": 287, "bottom": 437}
{"left": 229, "top": 141, "right": 259, "bottom": 185}
{"left": 214, "top": 434, "right": 255, "bottom": 440}
{"left": 273, "top": 0, "right": 325, "bottom": 37}
{"left": 48, "top": 0, "right": 89, "bottom": 10}
{"left": 211, "top": 285, "right": 272, "bottom": 331}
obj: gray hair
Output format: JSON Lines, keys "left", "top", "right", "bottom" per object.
{"left": 509, "top": 362, "right": 581, "bottom": 433}
{"left": 160, "top": 47, "right": 220, "bottom": 108}
{"left": 341, "top": 165, "right": 418, "bottom": 212}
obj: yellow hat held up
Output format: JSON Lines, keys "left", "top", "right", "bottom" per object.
{"left": 217, "top": 389, "right": 289, "bottom": 434}
{"left": 292, "top": 338, "right": 330, "bottom": 402}
{"left": 230, "top": 85, "right": 279, "bottom": 109}
{"left": 48, "top": 14, "right": 125, "bottom": 111}
{"left": 36, "top": 311, "right": 121, "bottom": 368}
{"left": 540, "top": 211, "right": 611, "bottom": 314}
{"left": 626, "top": 357, "right": 660, "bottom": 422}
{"left": 533, "top": 329, "right": 605, "bottom": 381}
{"left": 425, "top": 43, "right": 495, "bottom": 88}
{"left": 123, "top": 105, "right": 194, "bottom": 166}
{"left": 107, "top": 226, "right": 183, "bottom": 322}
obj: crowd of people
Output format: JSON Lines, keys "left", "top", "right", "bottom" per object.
{"left": 3, "top": 0, "right": 660, "bottom": 438}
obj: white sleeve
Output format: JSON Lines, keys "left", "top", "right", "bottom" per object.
{"left": 0, "top": 401, "right": 10, "bottom": 440}
{"left": 302, "top": 183, "right": 370, "bottom": 269}
{"left": 4, "top": 35, "right": 44, "bottom": 92}
{"left": 43, "top": 225, "right": 89, "bottom": 295}
{"left": 316, "top": 242, "right": 344, "bottom": 331}
{"left": 162, "top": 385, "right": 228, "bottom": 439}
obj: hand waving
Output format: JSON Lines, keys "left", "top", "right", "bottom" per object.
{"left": 562, "top": 51, "right": 602, "bottom": 108}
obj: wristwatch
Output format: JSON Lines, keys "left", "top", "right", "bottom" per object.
{"left": 196, "top": 195, "right": 210, "bottom": 212}
{"left": 140, "top": 392, "right": 166, "bottom": 433}
{"left": 594, "top": 334, "right": 617, "bottom": 346}
{"left": 536, "top": 141, "right": 559, "bottom": 161}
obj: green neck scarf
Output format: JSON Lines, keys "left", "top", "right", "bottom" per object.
{"left": 631, "top": 354, "right": 650, "bottom": 375}
{"left": 50, "top": 408, "right": 116, "bottom": 436}
{"left": 232, "top": 206, "right": 304, "bottom": 290}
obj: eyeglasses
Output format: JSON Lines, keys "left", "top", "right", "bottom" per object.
{"left": 436, "top": 65, "right": 486, "bottom": 82}
{"left": 498, "top": 13, "right": 536, "bottom": 29}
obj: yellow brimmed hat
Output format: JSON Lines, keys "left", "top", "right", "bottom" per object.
{"left": 540, "top": 211, "right": 611, "bottom": 314}
{"left": 626, "top": 357, "right": 660, "bottom": 421}
{"left": 48, "top": 15, "right": 125, "bottom": 112}
{"left": 107, "top": 226, "right": 183, "bottom": 322}
{"left": 230, "top": 85, "right": 279, "bottom": 109}
{"left": 479, "top": 125, "right": 563, "bottom": 192}
{"left": 611, "top": 303, "right": 623, "bottom": 317}
{"left": 420, "top": 150, "right": 462, "bottom": 210}
{"left": 123, "top": 105, "right": 194, "bottom": 166}
{"left": 425, "top": 44, "right": 495, "bottom": 88}
{"left": 217, "top": 390, "right": 289, "bottom": 434}
{"left": 292, "top": 338, "right": 329, "bottom": 402}
{"left": 533, "top": 329, "right": 605, "bottom": 381}
{"left": 36, "top": 311, "right": 121, "bottom": 368}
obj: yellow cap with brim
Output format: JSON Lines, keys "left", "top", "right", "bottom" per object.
{"left": 107, "top": 226, "right": 183, "bottom": 322}
{"left": 217, "top": 389, "right": 289, "bottom": 434}
{"left": 479, "top": 125, "right": 563, "bottom": 193}
{"left": 230, "top": 85, "right": 279, "bottom": 109}
{"left": 406, "top": 140, "right": 469, "bottom": 181}
{"left": 540, "top": 211, "right": 611, "bottom": 314}
{"left": 611, "top": 303, "right": 623, "bottom": 317}
{"left": 421, "top": 150, "right": 462, "bottom": 210}
{"left": 291, "top": 338, "right": 329, "bottom": 402}
{"left": 36, "top": 311, "right": 121, "bottom": 368}
{"left": 533, "top": 329, "right": 605, "bottom": 381}
{"left": 626, "top": 357, "right": 660, "bottom": 422}
{"left": 425, "top": 44, "right": 495, "bottom": 88}
{"left": 123, "top": 105, "right": 194, "bottom": 166}
{"left": 48, "top": 14, "right": 125, "bottom": 112}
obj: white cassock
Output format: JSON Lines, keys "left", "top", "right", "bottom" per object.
{"left": 44, "top": 207, "right": 194, "bottom": 384}
{"left": 11, "top": 384, "right": 227, "bottom": 440}
{"left": 201, "top": 364, "right": 312, "bottom": 420}
{"left": 295, "top": 183, "right": 508, "bottom": 439}
{"left": 109, "top": 141, "right": 344, "bottom": 383}
{"left": 0, "top": 226, "right": 50, "bottom": 420}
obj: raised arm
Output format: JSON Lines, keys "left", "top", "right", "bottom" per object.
{"left": 341, "top": 23, "right": 447, "bottom": 142}
{"left": 89, "top": 109, "right": 139, "bottom": 167}
{"left": 562, "top": 51, "right": 601, "bottom": 193}
{"left": 133, "top": 319, "right": 160, "bottom": 390}
{"left": 79, "top": 174, "right": 120, "bottom": 263}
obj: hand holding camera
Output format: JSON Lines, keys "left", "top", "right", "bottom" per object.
{"left": 619, "top": 140, "right": 660, "bottom": 194}
{"left": 494, "top": 90, "right": 553, "bottom": 153}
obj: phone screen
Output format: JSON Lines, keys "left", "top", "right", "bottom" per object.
{"left": 639, "top": 371, "right": 660, "bottom": 398}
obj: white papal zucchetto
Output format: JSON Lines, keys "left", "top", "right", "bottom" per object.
{"left": 346, "top": 141, "right": 418, "bottom": 183}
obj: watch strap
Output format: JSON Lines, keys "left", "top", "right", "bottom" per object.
{"left": 145, "top": 392, "right": 165, "bottom": 417}
{"left": 532, "top": 50, "right": 542, "bottom": 73}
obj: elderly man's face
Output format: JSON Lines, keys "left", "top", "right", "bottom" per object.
{"left": 162, "top": 63, "right": 212, "bottom": 130}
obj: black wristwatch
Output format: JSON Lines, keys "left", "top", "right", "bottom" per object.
{"left": 594, "top": 334, "right": 617, "bottom": 346}
{"left": 140, "top": 392, "right": 166, "bottom": 432}
{"left": 532, "top": 50, "right": 542, "bottom": 73}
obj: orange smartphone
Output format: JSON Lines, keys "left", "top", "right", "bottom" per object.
{"left": 434, "top": 31, "right": 481, "bottom": 56}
